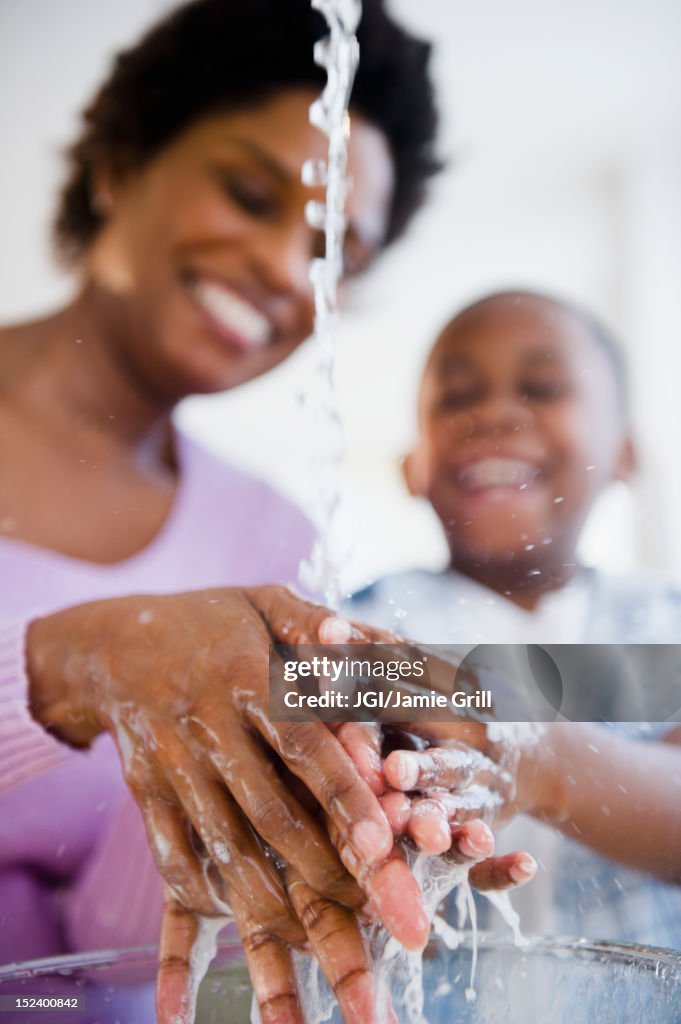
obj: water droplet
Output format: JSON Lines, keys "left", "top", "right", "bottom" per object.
{"left": 524, "top": 543, "right": 535, "bottom": 551}
{"left": 553, "top": 496, "right": 564, "bottom": 504}
{"left": 301, "top": 158, "right": 328, "bottom": 187}
{"left": 305, "top": 198, "right": 327, "bottom": 229}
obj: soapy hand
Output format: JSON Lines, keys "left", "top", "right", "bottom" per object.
{"left": 26, "top": 590, "right": 434, "bottom": 1023}
{"left": 337, "top": 720, "right": 538, "bottom": 892}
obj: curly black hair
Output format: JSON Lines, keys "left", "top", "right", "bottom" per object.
{"left": 54, "top": 0, "right": 440, "bottom": 263}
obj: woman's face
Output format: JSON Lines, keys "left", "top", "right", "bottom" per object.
{"left": 87, "top": 88, "right": 394, "bottom": 396}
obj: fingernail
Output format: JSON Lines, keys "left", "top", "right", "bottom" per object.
{"left": 360, "top": 900, "right": 377, "bottom": 921}
{"left": 353, "top": 819, "right": 392, "bottom": 863}
{"left": 459, "top": 822, "right": 494, "bottom": 859}
{"left": 391, "top": 751, "right": 419, "bottom": 790}
{"left": 510, "top": 854, "right": 537, "bottom": 883}
{"left": 320, "top": 616, "right": 353, "bottom": 643}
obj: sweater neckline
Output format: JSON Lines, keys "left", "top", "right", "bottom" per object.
{"left": 0, "top": 427, "right": 191, "bottom": 573}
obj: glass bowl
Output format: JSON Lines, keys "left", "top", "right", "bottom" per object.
{"left": 1, "top": 932, "right": 680, "bottom": 1023}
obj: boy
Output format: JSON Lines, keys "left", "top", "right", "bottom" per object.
{"left": 350, "top": 290, "right": 681, "bottom": 942}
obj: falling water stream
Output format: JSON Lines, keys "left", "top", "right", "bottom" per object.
{"left": 293, "top": 3, "right": 489, "bottom": 1021}
{"left": 298, "top": 0, "right": 360, "bottom": 609}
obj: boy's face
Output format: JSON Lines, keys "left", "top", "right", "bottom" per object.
{"left": 406, "top": 296, "right": 635, "bottom": 567}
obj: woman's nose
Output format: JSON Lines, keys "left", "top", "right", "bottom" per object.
{"left": 253, "top": 222, "right": 317, "bottom": 307}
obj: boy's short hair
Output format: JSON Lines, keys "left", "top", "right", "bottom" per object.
{"left": 54, "top": 0, "right": 440, "bottom": 263}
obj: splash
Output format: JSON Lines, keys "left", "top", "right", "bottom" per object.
{"left": 298, "top": 0, "right": 361, "bottom": 608}
{"left": 292, "top": 852, "right": 474, "bottom": 1024}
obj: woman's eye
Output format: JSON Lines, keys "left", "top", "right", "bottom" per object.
{"left": 342, "top": 239, "right": 371, "bottom": 279}
{"left": 220, "top": 174, "right": 279, "bottom": 219}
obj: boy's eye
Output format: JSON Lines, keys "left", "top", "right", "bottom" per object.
{"left": 437, "top": 388, "right": 477, "bottom": 411}
{"left": 520, "top": 380, "right": 569, "bottom": 401}
{"left": 218, "top": 171, "right": 280, "bottom": 219}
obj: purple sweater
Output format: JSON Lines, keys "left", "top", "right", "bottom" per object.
{"left": 0, "top": 431, "right": 314, "bottom": 964}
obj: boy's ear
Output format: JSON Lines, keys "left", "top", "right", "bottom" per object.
{"left": 402, "top": 449, "right": 428, "bottom": 497}
{"left": 614, "top": 435, "right": 638, "bottom": 482}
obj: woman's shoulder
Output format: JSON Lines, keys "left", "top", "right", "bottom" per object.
{"left": 173, "top": 429, "right": 315, "bottom": 581}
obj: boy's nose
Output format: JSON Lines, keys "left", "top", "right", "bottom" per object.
{"left": 468, "top": 394, "right": 532, "bottom": 436}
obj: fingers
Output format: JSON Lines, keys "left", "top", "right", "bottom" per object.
{"left": 406, "top": 792, "right": 497, "bottom": 857}
{"left": 157, "top": 740, "right": 306, "bottom": 945}
{"left": 364, "top": 854, "right": 430, "bottom": 951}
{"left": 231, "top": 891, "right": 304, "bottom": 1024}
{"left": 245, "top": 586, "right": 336, "bottom": 645}
{"left": 252, "top": 717, "right": 394, "bottom": 871}
{"left": 383, "top": 746, "right": 488, "bottom": 793}
{"left": 156, "top": 891, "right": 202, "bottom": 1024}
{"left": 202, "top": 724, "right": 362, "bottom": 909}
{"left": 469, "top": 852, "right": 537, "bottom": 892}
{"left": 334, "top": 722, "right": 385, "bottom": 795}
{"left": 286, "top": 868, "right": 393, "bottom": 1024}
{"left": 325, "top": 816, "right": 430, "bottom": 951}
{"left": 379, "top": 791, "right": 411, "bottom": 834}
{"left": 319, "top": 615, "right": 403, "bottom": 645}
{"left": 141, "top": 797, "right": 222, "bottom": 916}
{"left": 449, "top": 820, "right": 495, "bottom": 862}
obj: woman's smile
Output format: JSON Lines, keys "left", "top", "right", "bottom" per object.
{"left": 86, "top": 89, "right": 394, "bottom": 398}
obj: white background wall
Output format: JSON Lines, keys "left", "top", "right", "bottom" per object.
{"left": 1, "top": 0, "right": 680, "bottom": 592}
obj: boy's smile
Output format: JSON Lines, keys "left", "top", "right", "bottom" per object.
{"left": 405, "top": 292, "right": 635, "bottom": 599}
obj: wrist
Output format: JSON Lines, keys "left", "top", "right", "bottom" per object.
{"left": 26, "top": 604, "right": 110, "bottom": 747}
{"left": 516, "top": 724, "right": 568, "bottom": 824}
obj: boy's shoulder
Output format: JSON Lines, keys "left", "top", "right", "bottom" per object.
{"left": 351, "top": 569, "right": 442, "bottom": 603}
{"left": 589, "top": 570, "right": 681, "bottom": 642}
{"left": 346, "top": 569, "right": 456, "bottom": 636}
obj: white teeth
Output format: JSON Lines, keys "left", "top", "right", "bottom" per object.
{"left": 458, "top": 458, "right": 539, "bottom": 490}
{"left": 192, "top": 280, "right": 271, "bottom": 349}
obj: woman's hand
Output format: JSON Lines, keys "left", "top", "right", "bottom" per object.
{"left": 25, "top": 587, "right": 428, "bottom": 946}
{"left": 157, "top": 873, "right": 395, "bottom": 1024}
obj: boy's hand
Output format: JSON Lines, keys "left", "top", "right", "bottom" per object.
{"left": 335, "top": 720, "right": 538, "bottom": 892}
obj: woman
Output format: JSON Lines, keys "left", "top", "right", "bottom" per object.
{"left": 0, "top": 3, "right": 529, "bottom": 1022}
